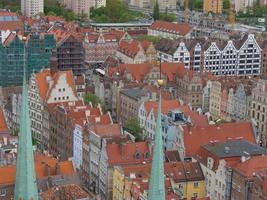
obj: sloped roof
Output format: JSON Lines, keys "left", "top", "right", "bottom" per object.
{"left": 0, "top": 109, "right": 9, "bottom": 134}
{"left": 233, "top": 155, "right": 267, "bottom": 178}
{"left": 0, "top": 155, "right": 75, "bottom": 185}
{"left": 150, "top": 20, "right": 192, "bottom": 36}
{"left": 144, "top": 99, "right": 181, "bottom": 115}
{"left": 107, "top": 142, "right": 151, "bottom": 166}
{"left": 161, "top": 62, "right": 187, "bottom": 81}
{"left": 118, "top": 40, "right": 142, "bottom": 58}
{"left": 119, "top": 63, "right": 152, "bottom": 81}
{"left": 35, "top": 69, "right": 51, "bottom": 101}
{"left": 183, "top": 121, "right": 256, "bottom": 157}
{"left": 90, "top": 124, "right": 121, "bottom": 138}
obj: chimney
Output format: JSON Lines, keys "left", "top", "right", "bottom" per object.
{"left": 95, "top": 117, "right": 100, "bottom": 123}
{"left": 241, "top": 151, "right": 251, "bottom": 163}
{"left": 55, "top": 162, "right": 60, "bottom": 175}
{"left": 224, "top": 146, "right": 230, "bottom": 154}
{"left": 121, "top": 142, "right": 126, "bottom": 158}
{"left": 45, "top": 163, "right": 50, "bottom": 176}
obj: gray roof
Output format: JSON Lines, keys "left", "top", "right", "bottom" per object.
{"left": 120, "top": 88, "right": 147, "bottom": 101}
{"left": 203, "top": 140, "right": 267, "bottom": 158}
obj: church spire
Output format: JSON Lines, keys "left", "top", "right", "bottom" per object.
{"left": 14, "top": 36, "right": 38, "bottom": 200}
{"left": 148, "top": 79, "right": 165, "bottom": 200}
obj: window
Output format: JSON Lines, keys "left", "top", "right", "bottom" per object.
{"left": 193, "top": 193, "right": 198, "bottom": 198}
{"left": 194, "top": 182, "right": 199, "bottom": 188}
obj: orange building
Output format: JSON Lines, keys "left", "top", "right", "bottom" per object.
{"left": 203, "top": 0, "right": 223, "bottom": 14}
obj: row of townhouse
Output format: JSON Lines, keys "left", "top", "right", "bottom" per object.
{"left": 113, "top": 161, "right": 206, "bottom": 200}
{"left": 208, "top": 78, "right": 253, "bottom": 122}
{"left": 206, "top": 78, "right": 267, "bottom": 147}
{"left": 195, "top": 140, "right": 267, "bottom": 200}
{"left": 28, "top": 69, "right": 86, "bottom": 150}
{"left": 156, "top": 34, "right": 265, "bottom": 77}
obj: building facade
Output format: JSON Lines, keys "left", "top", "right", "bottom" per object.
{"left": 56, "top": 34, "right": 85, "bottom": 76}
{"left": 21, "top": 0, "right": 44, "bottom": 17}
{"left": 203, "top": 0, "right": 222, "bottom": 14}
{"left": 248, "top": 79, "right": 267, "bottom": 146}
{"left": 0, "top": 34, "right": 55, "bottom": 87}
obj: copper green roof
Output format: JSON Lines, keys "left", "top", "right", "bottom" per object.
{"left": 148, "top": 94, "right": 165, "bottom": 200}
{"left": 14, "top": 58, "right": 38, "bottom": 200}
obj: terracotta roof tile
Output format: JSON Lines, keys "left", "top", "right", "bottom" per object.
{"left": 144, "top": 99, "right": 181, "bottom": 115}
{"left": 90, "top": 124, "right": 121, "bottom": 138}
{"left": 40, "top": 184, "right": 89, "bottom": 200}
{"left": 142, "top": 40, "right": 152, "bottom": 51}
{"left": 35, "top": 69, "right": 51, "bottom": 101}
{"left": 119, "top": 63, "right": 152, "bottom": 81}
{"left": 107, "top": 142, "right": 151, "bottom": 166}
{"left": 183, "top": 122, "right": 256, "bottom": 157}
{"left": 0, "top": 109, "right": 9, "bottom": 134}
{"left": 118, "top": 40, "right": 142, "bottom": 58}
{"left": 161, "top": 62, "right": 187, "bottom": 82}
{"left": 150, "top": 20, "right": 192, "bottom": 36}
{"left": 0, "top": 154, "right": 75, "bottom": 185}
{"left": 233, "top": 155, "right": 267, "bottom": 178}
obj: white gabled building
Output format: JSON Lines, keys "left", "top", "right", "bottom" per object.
{"left": 236, "top": 34, "right": 261, "bottom": 76}
{"left": 203, "top": 42, "right": 222, "bottom": 75}
{"left": 156, "top": 34, "right": 262, "bottom": 76}
{"left": 29, "top": 69, "right": 79, "bottom": 150}
{"left": 220, "top": 40, "right": 238, "bottom": 76}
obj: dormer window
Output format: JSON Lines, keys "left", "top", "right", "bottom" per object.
{"left": 144, "top": 151, "right": 150, "bottom": 159}
{"left": 135, "top": 152, "right": 141, "bottom": 160}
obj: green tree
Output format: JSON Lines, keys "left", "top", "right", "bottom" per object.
{"left": 223, "top": 0, "right": 230, "bottom": 10}
{"left": 124, "top": 118, "right": 143, "bottom": 141}
{"left": 83, "top": 92, "right": 102, "bottom": 107}
{"left": 137, "top": 34, "right": 161, "bottom": 45}
{"left": 153, "top": 0, "right": 160, "bottom": 20}
{"left": 159, "top": 12, "right": 176, "bottom": 22}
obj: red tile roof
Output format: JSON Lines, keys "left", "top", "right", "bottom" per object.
{"left": 118, "top": 40, "right": 143, "bottom": 58}
{"left": 0, "top": 154, "right": 75, "bottom": 185}
{"left": 0, "top": 21, "right": 23, "bottom": 31}
{"left": 107, "top": 142, "right": 151, "bottom": 166}
{"left": 233, "top": 155, "right": 267, "bottom": 178}
{"left": 119, "top": 63, "right": 152, "bottom": 81}
{"left": 0, "top": 109, "right": 9, "bottom": 134}
{"left": 90, "top": 124, "right": 121, "bottom": 138}
{"left": 184, "top": 111, "right": 209, "bottom": 127}
{"left": 35, "top": 69, "right": 51, "bottom": 101}
{"left": 142, "top": 40, "right": 152, "bottom": 51}
{"left": 40, "top": 184, "right": 89, "bottom": 200}
{"left": 149, "top": 20, "right": 192, "bottom": 36}
{"left": 183, "top": 122, "right": 256, "bottom": 157}
{"left": 161, "top": 62, "right": 187, "bottom": 82}
{"left": 144, "top": 99, "right": 181, "bottom": 115}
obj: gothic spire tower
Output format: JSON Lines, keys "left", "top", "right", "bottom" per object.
{"left": 148, "top": 78, "right": 165, "bottom": 200}
{"left": 14, "top": 36, "right": 38, "bottom": 200}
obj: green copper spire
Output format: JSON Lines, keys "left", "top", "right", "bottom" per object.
{"left": 148, "top": 93, "right": 165, "bottom": 200}
{"left": 14, "top": 39, "right": 38, "bottom": 200}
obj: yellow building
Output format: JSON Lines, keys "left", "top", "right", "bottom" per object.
{"left": 112, "top": 167, "right": 125, "bottom": 200}
{"left": 112, "top": 162, "right": 206, "bottom": 199}
{"left": 185, "top": 180, "right": 206, "bottom": 199}
{"left": 209, "top": 81, "right": 222, "bottom": 120}
{"left": 203, "top": 0, "right": 223, "bottom": 14}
